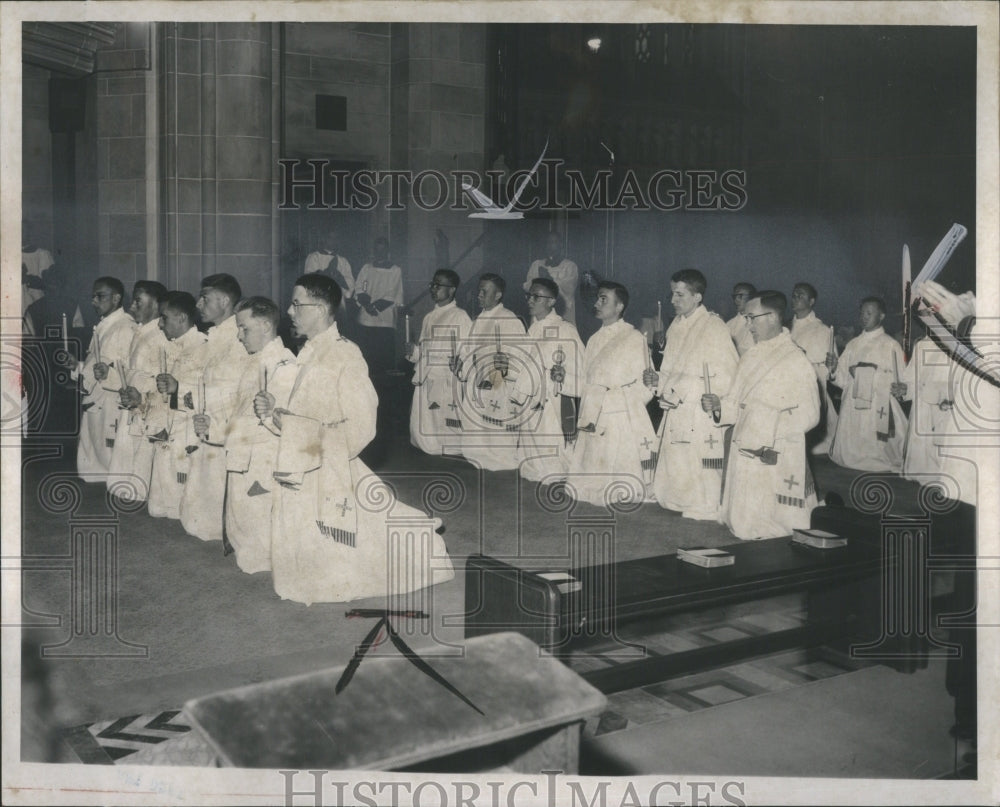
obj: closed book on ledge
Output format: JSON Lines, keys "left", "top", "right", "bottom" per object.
{"left": 792, "top": 528, "right": 847, "bottom": 549}
{"left": 676, "top": 547, "right": 735, "bottom": 568}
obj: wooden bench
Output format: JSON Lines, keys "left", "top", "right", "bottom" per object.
{"left": 464, "top": 504, "right": 973, "bottom": 693}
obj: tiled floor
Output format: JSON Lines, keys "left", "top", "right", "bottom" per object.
{"left": 57, "top": 596, "right": 871, "bottom": 767}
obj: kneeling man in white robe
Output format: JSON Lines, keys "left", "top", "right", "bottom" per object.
{"left": 262, "top": 274, "right": 455, "bottom": 605}
{"left": 222, "top": 297, "right": 297, "bottom": 574}
{"left": 702, "top": 291, "right": 820, "bottom": 540}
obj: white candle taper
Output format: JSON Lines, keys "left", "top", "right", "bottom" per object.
{"left": 405, "top": 313, "right": 411, "bottom": 344}
{"left": 62, "top": 313, "right": 68, "bottom": 351}
{"left": 93, "top": 331, "right": 101, "bottom": 365}
{"left": 829, "top": 326, "right": 836, "bottom": 356}
{"left": 259, "top": 360, "right": 266, "bottom": 392}
{"left": 199, "top": 379, "right": 207, "bottom": 415}
{"left": 703, "top": 362, "right": 712, "bottom": 395}
{"left": 892, "top": 351, "right": 900, "bottom": 385}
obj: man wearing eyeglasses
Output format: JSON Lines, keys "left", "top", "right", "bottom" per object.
{"left": 789, "top": 282, "right": 839, "bottom": 455}
{"left": 63, "top": 276, "right": 137, "bottom": 481}
{"left": 701, "top": 291, "right": 820, "bottom": 540}
{"left": 450, "top": 273, "right": 527, "bottom": 471}
{"left": 511, "top": 277, "right": 585, "bottom": 482}
{"left": 180, "top": 274, "right": 254, "bottom": 546}
{"left": 645, "top": 269, "right": 738, "bottom": 521}
{"left": 254, "top": 273, "right": 454, "bottom": 604}
{"left": 826, "top": 296, "right": 907, "bottom": 472}
{"left": 405, "top": 269, "right": 472, "bottom": 456}
{"left": 725, "top": 282, "right": 757, "bottom": 356}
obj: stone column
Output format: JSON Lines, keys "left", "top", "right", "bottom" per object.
{"left": 159, "top": 22, "right": 279, "bottom": 296}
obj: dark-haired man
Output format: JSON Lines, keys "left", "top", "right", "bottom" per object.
{"left": 646, "top": 269, "right": 738, "bottom": 520}
{"left": 512, "top": 276, "right": 585, "bottom": 482}
{"left": 107, "top": 280, "right": 169, "bottom": 501}
{"left": 567, "top": 281, "right": 656, "bottom": 506}
{"left": 827, "top": 296, "right": 907, "bottom": 471}
{"left": 180, "top": 274, "right": 253, "bottom": 543}
{"left": 406, "top": 268, "right": 472, "bottom": 456}
{"left": 789, "top": 282, "right": 839, "bottom": 455}
{"left": 68, "top": 276, "right": 137, "bottom": 481}
{"left": 148, "top": 292, "right": 208, "bottom": 519}
{"left": 701, "top": 291, "right": 820, "bottom": 540}
{"left": 452, "top": 273, "right": 527, "bottom": 471}
{"left": 255, "top": 274, "right": 454, "bottom": 604}
{"left": 222, "top": 297, "right": 297, "bottom": 574}
{"left": 726, "top": 282, "right": 756, "bottom": 356}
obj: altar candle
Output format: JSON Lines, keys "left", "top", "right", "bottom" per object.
{"left": 61, "top": 313, "right": 68, "bottom": 351}
{"left": 405, "top": 313, "right": 411, "bottom": 344}
{"left": 703, "top": 362, "right": 711, "bottom": 395}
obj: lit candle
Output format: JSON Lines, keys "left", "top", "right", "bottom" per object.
{"left": 829, "top": 326, "right": 836, "bottom": 356}
{"left": 61, "top": 313, "right": 68, "bottom": 351}
{"left": 657, "top": 300, "right": 662, "bottom": 322}
{"left": 405, "top": 313, "right": 411, "bottom": 344}
{"left": 703, "top": 362, "right": 711, "bottom": 395}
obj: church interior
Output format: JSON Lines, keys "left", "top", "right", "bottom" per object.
{"left": 8, "top": 14, "right": 994, "bottom": 800}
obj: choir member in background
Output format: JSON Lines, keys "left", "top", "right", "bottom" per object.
{"left": 406, "top": 268, "right": 472, "bottom": 456}
{"left": 354, "top": 237, "right": 404, "bottom": 376}
{"left": 566, "top": 281, "right": 656, "bottom": 507}
{"left": 259, "top": 273, "right": 454, "bottom": 604}
{"left": 826, "top": 296, "right": 907, "bottom": 472}
{"left": 303, "top": 228, "right": 356, "bottom": 337}
{"left": 59, "top": 276, "right": 137, "bottom": 482}
{"left": 702, "top": 291, "right": 820, "bottom": 540}
{"left": 147, "top": 292, "right": 208, "bottom": 520}
{"left": 646, "top": 269, "right": 738, "bottom": 520}
{"left": 21, "top": 221, "right": 53, "bottom": 321}
{"left": 451, "top": 273, "right": 527, "bottom": 471}
{"left": 223, "top": 297, "right": 297, "bottom": 574}
{"left": 180, "top": 275, "right": 253, "bottom": 544}
{"left": 725, "top": 282, "right": 756, "bottom": 356}
{"left": 107, "top": 281, "right": 169, "bottom": 503}
{"left": 523, "top": 231, "right": 580, "bottom": 327}
{"left": 511, "top": 277, "right": 585, "bottom": 482}
{"left": 789, "top": 282, "right": 840, "bottom": 455}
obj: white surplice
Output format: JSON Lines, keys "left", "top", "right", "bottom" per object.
{"left": 790, "top": 310, "right": 839, "bottom": 453}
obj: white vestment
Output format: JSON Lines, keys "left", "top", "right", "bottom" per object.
{"left": 790, "top": 311, "right": 839, "bottom": 453}
{"left": 512, "top": 311, "right": 585, "bottom": 482}
{"left": 567, "top": 319, "right": 656, "bottom": 506}
{"left": 270, "top": 323, "right": 455, "bottom": 605}
{"left": 408, "top": 300, "right": 473, "bottom": 455}
{"left": 147, "top": 327, "right": 208, "bottom": 519}
{"left": 74, "top": 308, "right": 137, "bottom": 481}
{"left": 178, "top": 316, "right": 253, "bottom": 542}
{"left": 106, "top": 318, "right": 169, "bottom": 501}
{"left": 355, "top": 263, "right": 403, "bottom": 329}
{"left": 829, "top": 326, "right": 907, "bottom": 472}
{"left": 726, "top": 313, "right": 755, "bottom": 356}
{"left": 303, "top": 252, "right": 355, "bottom": 299}
{"left": 900, "top": 336, "right": 954, "bottom": 482}
{"left": 524, "top": 258, "right": 580, "bottom": 326}
{"left": 224, "top": 337, "right": 297, "bottom": 574}
{"left": 456, "top": 304, "right": 527, "bottom": 471}
{"left": 653, "top": 306, "right": 738, "bottom": 520}
{"left": 716, "top": 331, "right": 820, "bottom": 539}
